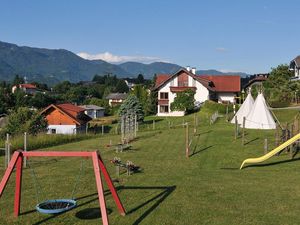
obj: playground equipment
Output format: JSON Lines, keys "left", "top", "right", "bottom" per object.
{"left": 0, "top": 150, "right": 126, "bottom": 225}
{"left": 120, "top": 111, "right": 137, "bottom": 144}
{"left": 240, "top": 133, "right": 300, "bottom": 169}
{"left": 111, "top": 157, "right": 141, "bottom": 176}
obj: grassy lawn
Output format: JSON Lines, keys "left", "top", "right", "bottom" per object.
{"left": 0, "top": 110, "right": 300, "bottom": 225}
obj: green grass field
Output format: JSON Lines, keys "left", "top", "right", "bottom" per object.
{"left": 0, "top": 109, "right": 300, "bottom": 225}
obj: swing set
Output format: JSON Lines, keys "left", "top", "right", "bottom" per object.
{"left": 0, "top": 150, "right": 126, "bottom": 225}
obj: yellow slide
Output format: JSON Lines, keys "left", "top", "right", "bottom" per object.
{"left": 240, "top": 133, "right": 300, "bottom": 169}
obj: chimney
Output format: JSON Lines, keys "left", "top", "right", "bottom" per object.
{"left": 186, "top": 66, "right": 190, "bottom": 72}
{"left": 191, "top": 67, "right": 196, "bottom": 74}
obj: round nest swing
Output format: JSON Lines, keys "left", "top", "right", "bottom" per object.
{"left": 36, "top": 199, "right": 77, "bottom": 214}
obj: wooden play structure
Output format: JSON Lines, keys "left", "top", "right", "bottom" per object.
{"left": 0, "top": 150, "right": 126, "bottom": 225}
{"left": 111, "top": 157, "right": 141, "bottom": 176}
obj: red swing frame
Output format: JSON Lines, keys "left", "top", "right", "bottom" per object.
{"left": 0, "top": 150, "right": 126, "bottom": 225}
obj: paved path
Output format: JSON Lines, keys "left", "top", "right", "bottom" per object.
{"left": 269, "top": 106, "right": 300, "bottom": 110}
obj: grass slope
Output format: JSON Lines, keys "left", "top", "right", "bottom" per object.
{"left": 0, "top": 110, "right": 300, "bottom": 225}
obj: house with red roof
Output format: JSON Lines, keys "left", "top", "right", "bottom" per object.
{"left": 41, "top": 103, "right": 92, "bottom": 134}
{"left": 12, "top": 83, "right": 37, "bottom": 94}
{"left": 153, "top": 67, "right": 240, "bottom": 116}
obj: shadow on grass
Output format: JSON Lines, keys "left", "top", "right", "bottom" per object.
{"left": 120, "top": 185, "right": 176, "bottom": 225}
{"left": 190, "top": 145, "right": 213, "bottom": 157}
{"left": 142, "top": 119, "right": 164, "bottom": 125}
{"left": 244, "top": 137, "right": 259, "bottom": 146}
{"left": 220, "top": 167, "right": 239, "bottom": 170}
{"left": 243, "top": 157, "right": 300, "bottom": 169}
{"left": 75, "top": 208, "right": 112, "bottom": 220}
{"left": 197, "top": 130, "right": 212, "bottom": 136}
{"left": 29, "top": 185, "right": 175, "bottom": 225}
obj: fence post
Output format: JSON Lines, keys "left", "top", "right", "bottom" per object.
{"left": 6, "top": 133, "right": 10, "bottom": 167}
{"left": 24, "top": 132, "right": 27, "bottom": 168}
{"left": 134, "top": 115, "right": 137, "bottom": 138}
{"left": 234, "top": 116, "right": 238, "bottom": 140}
{"left": 242, "top": 117, "right": 246, "bottom": 145}
{"left": 102, "top": 125, "right": 104, "bottom": 135}
{"left": 275, "top": 124, "right": 279, "bottom": 146}
{"left": 153, "top": 120, "right": 155, "bottom": 130}
{"left": 264, "top": 139, "right": 268, "bottom": 154}
{"left": 185, "top": 123, "right": 189, "bottom": 158}
{"left": 4, "top": 135, "right": 7, "bottom": 169}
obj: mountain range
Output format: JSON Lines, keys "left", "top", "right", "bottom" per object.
{"left": 0, "top": 41, "right": 251, "bottom": 85}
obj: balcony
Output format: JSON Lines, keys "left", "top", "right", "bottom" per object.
{"left": 170, "top": 86, "right": 197, "bottom": 93}
{"left": 158, "top": 99, "right": 169, "bottom": 105}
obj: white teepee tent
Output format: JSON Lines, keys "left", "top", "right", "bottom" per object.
{"left": 231, "top": 93, "right": 254, "bottom": 124}
{"left": 244, "top": 93, "right": 276, "bottom": 129}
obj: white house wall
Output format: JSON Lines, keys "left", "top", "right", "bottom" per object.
{"left": 157, "top": 76, "right": 210, "bottom": 116}
{"left": 47, "top": 125, "right": 77, "bottom": 134}
{"left": 194, "top": 80, "right": 210, "bottom": 103}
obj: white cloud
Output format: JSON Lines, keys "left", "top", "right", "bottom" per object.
{"left": 77, "top": 51, "right": 164, "bottom": 64}
{"left": 215, "top": 47, "right": 228, "bottom": 52}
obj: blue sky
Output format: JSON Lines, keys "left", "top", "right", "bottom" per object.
{"left": 0, "top": 0, "right": 299, "bottom": 74}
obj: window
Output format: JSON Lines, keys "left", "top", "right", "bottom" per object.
{"left": 51, "top": 129, "right": 56, "bottom": 134}
{"left": 160, "top": 92, "right": 169, "bottom": 99}
{"left": 160, "top": 105, "right": 169, "bottom": 113}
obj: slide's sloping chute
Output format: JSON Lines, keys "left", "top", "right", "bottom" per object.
{"left": 240, "top": 133, "right": 300, "bottom": 169}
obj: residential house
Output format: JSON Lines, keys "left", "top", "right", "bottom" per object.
{"left": 79, "top": 105, "right": 105, "bottom": 119}
{"left": 153, "top": 67, "right": 240, "bottom": 116}
{"left": 289, "top": 56, "right": 300, "bottom": 80}
{"left": 12, "top": 83, "right": 37, "bottom": 94}
{"left": 41, "top": 103, "right": 92, "bottom": 134}
{"left": 106, "top": 93, "right": 128, "bottom": 106}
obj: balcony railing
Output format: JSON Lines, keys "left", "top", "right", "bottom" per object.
{"left": 170, "top": 86, "right": 197, "bottom": 92}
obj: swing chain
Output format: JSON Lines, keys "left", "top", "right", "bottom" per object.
{"left": 71, "top": 158, "right": 85, "bottom": 200}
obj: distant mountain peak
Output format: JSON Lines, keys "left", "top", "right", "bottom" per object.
{"left": 0, "top": 41, "right": 252, "bottom": 85}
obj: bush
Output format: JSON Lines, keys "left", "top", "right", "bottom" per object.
{"left": 0, "top": 133, "right": 96, "bottom": 152}
{"left": 202, "top": 100, "right": 237, "bottom": 114}
{"left": 269, "top": 101, "right": 290, "bottom": 108}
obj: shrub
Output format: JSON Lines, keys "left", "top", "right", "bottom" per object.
{"left": 0, "top": 133, "right": 96, "bottom": 152}
{"left": 202, "top": 100, "right": 237, "bottom": 114}
{"left": 269, "top": 100, "right": 290, "bottom": 108}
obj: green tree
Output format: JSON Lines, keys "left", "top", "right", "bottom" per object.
{"left": 119, "top": 95, "right": 144, "bottom": 121}
{"left": 29, "top": 92, "right": 55, "bottom": 109}
{"left": 136, "top": 74, "right": 145, "bottom": 84}
{"left": 130, "top": 85, "right": 151, "bottom": 115}
{"left": 13, "top": 89, "right": 28, "bottom": 108}
{"left": 4, "top": 107, "right": 47, "bottom": 135}
{"left": 84, "top": 97, "right": 111, "bottom": 115}
{"left": 263, "top": 64, "right": 295, "bottom": 105}
{"left": 171, "top": 89, "right": 195, "bottom": 113}
{"left": 12, "top": 75, "right": 25, "bottom": 86}
{"left": 53, "top": 81, "right": 72, "bottom": 94}
{"left": 115, "top": 80, "right": 129, "bottom": 93}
